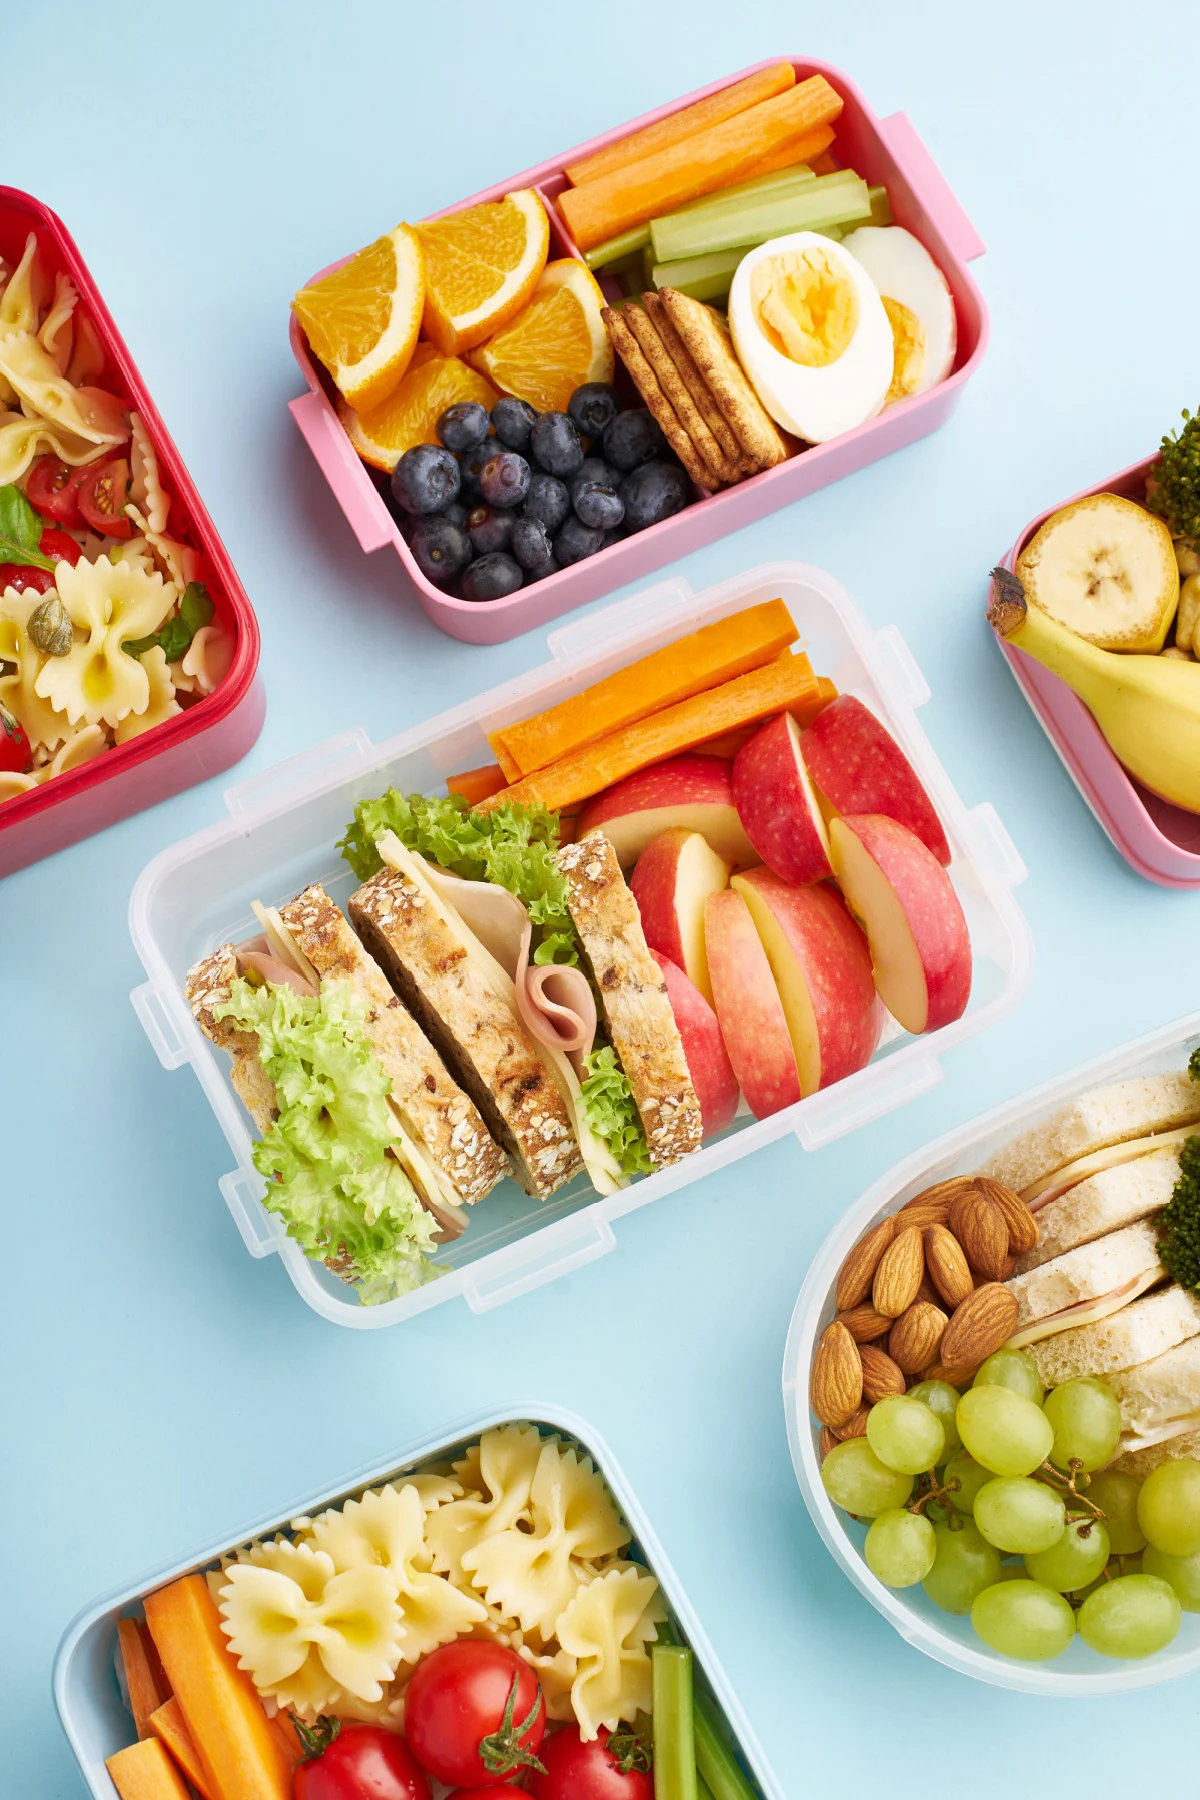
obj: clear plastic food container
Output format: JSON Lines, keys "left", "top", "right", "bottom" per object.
{"left": 783, "top": 1007, "right": 1200, "bottom": 1694}
{"left": 54, "top": 1405, "right": 781, "bottom": 1800}
{"left": 289, "top": 56, "right": 989, "bottom": 644}
{"left": 128, "top": 560, "right": 1031, "bottom": 1327}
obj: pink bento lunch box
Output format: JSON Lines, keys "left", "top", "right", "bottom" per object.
{"left": 996, "top": 457, "right": 1200, "bottom": 889}
{"left": 289, "top": 56, "right": 990, "bottom": 645}
{"left": 0, "top": 189, "right": 263, "bottom": 881}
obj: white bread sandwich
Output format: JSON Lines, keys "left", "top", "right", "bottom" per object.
{"left": 1012, "top": 1144, "right": 1184, "bottom": 1274}
{"left": 1004, "top": 1219, "right": 1166, "bottom": 1348}
{"left": 1111, "top": 1425, "right": 1200, "bottom": 1477}
{"left": 1107, "top": 1335, "right": 1200, "bottom": 1456}
{"left": 980, "top": 1071, "right": 1200, "bottom": 1199}
{"left": 1028, "top": 1283, "right": 1200, "bottom": 1387}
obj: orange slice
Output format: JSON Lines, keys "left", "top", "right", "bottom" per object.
{"left": 294, "top": 224, "right": 425, "bottom": 412}
{"left": 339, "top": 346, "right": 500, "bottom": 471}
{"left": 415, "top": 190, "right": 549, "bottom": 356}
{"left": 469, "top": 259, "right": 614, "bottom": 415}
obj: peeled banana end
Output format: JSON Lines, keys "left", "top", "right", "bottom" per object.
{"left": 987, "top": 567, "right": 1028, "bottom": 640}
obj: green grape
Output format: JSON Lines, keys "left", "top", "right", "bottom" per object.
{"left": 864, "top": 1508, "right": 937, "bottom": 1587}
{"left": 1142, "top": 1544, "right": 1200, "bottom": 1611}
{"left": 822, "top": 1438, "right": 914, "bottom": 1518}
{"left": 942, "top": 1451, "right": 991, "bottom": 1517}
{"left": 973, "top": 1349, "right": 1044, "bottom": 1406}
{"left": 1077, "top": 1573, "right": 1182, "bottom": 1658}
{"left": 1043, "top": 1378, "right": 1123, "bottom": 1472}
{"left": 1085, "top": 1471, "right": 1146, "bottom": 1554}
{"left": 974, "top": 1477, "right": 1066, "bottom": 1554}
{"left": 957, "top": 1386, "right": 1054, "bottom": 1477}
{"left": 1137, "top": 1459, "right": 1200, "bottom": 1556}
{"left": 921, "top": 1519, "right": 1002, "bottom": 1613}
{"left": 971, "top": 1578, "right": 1076, "bottom": 1661}
{"left": 906, "top": 1380, "right": 963, "bottom": 1456}
{"left": 866, "top": 1395, "right": 945, "bottom": 1475}
{"left": 1024, "top": 1518, "right": 1110, "bottom": 1591}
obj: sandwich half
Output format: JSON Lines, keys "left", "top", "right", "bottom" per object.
{"left": 1108, "top": 1335, "right": 1200, "bottom": 1456}
{"left": 980, "top": 1071, "right": 1200, "bottom": 1197}
{"left": 1012, "top": 1144, "right": 1184, "bottom": 1274}
{"left": 1027, "top": 1283, "right": 1200, "bottom": 1387}
{"left": 1004, "top": 1218, "right": 1165, "bottom": 1348}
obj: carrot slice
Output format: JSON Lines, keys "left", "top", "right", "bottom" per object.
{"left": 558, "top": 78, "right": 844, "bottom": 252}
{"left": 734, "top": 126, "right": 837, "bottom": 185}
{"left": 480, "top": 659, "right": 836, "bottom": 815}
{"left": 446, "top": 762, "right": 509, "bottom": 805}
{"left": 117, "top": 1617, "right": 168, "bottom": 1741}
{"left": 106, "top": 1738, "right": 192, "bottom": 1800}
{"left": 565, "top": 63, "right": 796, "bottom": 187}
{"left": 150, "top": 1698, "right": 215, "bottom": 1799}
{"left": 489, "top": 599, "right": 798, "bottom": 779}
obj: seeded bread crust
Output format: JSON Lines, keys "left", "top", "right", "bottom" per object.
{"left": 278, "top": 884, "right": 505, "bottom": 1205}
{"left": 558, "top": 830, "right": 702, "bottom": 1168}
{"left": 349, "top": 866, "right": 581, "bottom": 1199}
{"left": 185, "top": 946, "right": 278, "bottom": 1133}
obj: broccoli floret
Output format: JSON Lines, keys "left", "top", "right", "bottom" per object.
{"left": 1147, "top": 408, "right": 1200, "bottom": 544}
{"left": 1159, "top": 1135, "right": 1200, "bottom": 1289}
{"left": 1190, "top": 1045, "right": 1200, "bottom": 1083}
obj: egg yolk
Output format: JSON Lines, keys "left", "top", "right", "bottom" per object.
{"left": 882, "top": 296, "right": 926, "bottom": 404}
{"left": 751, "top": 247, "right": 858, "bottom": 367}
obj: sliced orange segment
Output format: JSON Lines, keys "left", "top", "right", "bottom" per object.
{"left": 339, "top": 349, "right": 500, "bottom": 471}
{"left": 469, "top": 259, "right": 614, "bottom": 415}
{"left": 294, "top": 224, "right": 425, "bottom": 411}
{"left": 415, "top": 190, "right": 549, "bottom": 356}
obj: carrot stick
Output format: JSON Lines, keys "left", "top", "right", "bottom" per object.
{"left": 117, "top": 1617, "right": 168, "bottom": 1741}
{"left": 446, "top": 762, "right": 509, "bottom": 804}
{"left": 565, "top": 63, "right": 797, "bottom": 187}
{"left": 106, "top": 1738, "right": 192, "bottom": 1800}
{"left": 734, "top": 125, "right": 837, "bottom": 185}
{"left": 559, "top": 77, "right": 844, "bottom": 253}
{"left": 809, "top": 147, "right": 841, "bottom": 176}
{"left": 489, "top": 599, "right": 798, "bottom": 779}
{"left": 271, "top": 1713, "right": 306, "bottom": 1771}
{"left": 150, "top": 1698, "right": 216, "bottom": 1799}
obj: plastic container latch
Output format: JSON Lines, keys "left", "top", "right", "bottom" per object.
{"left": 130, "top": 982, "right": 187, "bottom": 1070}
{"left": 546, "top": 577, "right": 694, "bottom": 662}
{"left": 878, "top": 112, "right": 986, "bottom": 265}
{"left": 219, "top": 1167, "right": 283, "bottom": 1257}
{"left": 870, "top": 625, "right": 930, "bottom": 710}
{"left": 224, "top": 730, "right": 373, "bottom": 823}
{"left": 461, "top": 1213, "right": 617, "bottom": 1313}
{"left": 792, "top": 1050, "right": 942, "bottom": 1151}
{"left": 965, "top": 802, "right": 1028, "bottom": 889}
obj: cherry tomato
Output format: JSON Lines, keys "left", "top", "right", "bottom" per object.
{"left": 0, "top": 527, "right": 83, "bottom": 595}
{"left": 25, "top": 455, "right": 84, "bottom": 527}
{"left": 0, "top": 701, "right": 31, "bottom": 775}
{"left": 447, "top": 1788, "right": 527, "bottom": 1798}
{"left": 405, "top": 1643, "right": 546, "bottom": 1789}
{"left": 527, "top": 1725, "right": 653, "bottom": 1800}
{"left": 291, "top": 1720, "right": 431, "bottom": 1800}
{"left": 39, "top": 528, "right": 82, "bottom": 568}
{"left": 76, "top": 456, "right": 132, "bottom": 537}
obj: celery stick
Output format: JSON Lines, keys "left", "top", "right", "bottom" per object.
{"left": 868, "top": 184, "right": 893, "bottom": 227}
{"left": 585, "top": 224, "right": 652, "bottom": 271}
{"left": 652, "top": 1645, "right": 698, "bottom": 1800}
{"left": 672, "top": 160, "right": 817, "bottom": 218}
{"left": 652, "top": 173, "right": 872, "bottom": 264}
{"left": 693, "top": 1690, "right": 758, "bottom": 1800}
{"left": 651, "top": 249, "right": 742, "bottom": 304}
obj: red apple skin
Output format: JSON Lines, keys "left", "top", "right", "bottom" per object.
{"left": 733, "top": 867, "right": 882, "bottom": 1093}
{"left": 650, "top": 950, "right": 740, "bottom": 1136}
{"left": 831, "top": 813, "right": 971, "bottom": 1034}
{"left": 576, "top": 753, "right": 758, "bottom": 869}
{"left": 703, "top": 888, "right": 802, "bottom": 1120}
{"left": 801, "top": 695, "right": 951, "bottom": 865}
{"left": 629, "top": 827, "right": 729, "bottom": 1004}
{"left": 732, "top": 711, "right": 833, "bottom": 886}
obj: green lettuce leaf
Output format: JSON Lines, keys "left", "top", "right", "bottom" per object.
{"left": 338, "top": 788, "right": 578, "bottom": 964}
{"left": 214, "top": 976, "right": 439, "bottom": 1303}
{"left": 580, "top": 1046, "right": 651, "bottom": 1177}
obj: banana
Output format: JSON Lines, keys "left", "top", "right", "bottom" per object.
{"left": 1177, "top": 573, "right": 1200, "bottom": 656}
{"left": 1015, "top": 493, "right": 1179, "bottom": 652}
{"left": 989, "top": 568, "right": 1200, "bottom": 815}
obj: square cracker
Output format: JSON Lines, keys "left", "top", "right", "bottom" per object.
{"left": 642, "top": 290, "right": 757, "bottom": 475}
{"left": 659, "top": 288, "right": 791, "bottom": 469}
{"left": 602, "top": 305, "right": 715, "bottom": 491}
{"left": 622, "top": 303, "right": 741, "bottom": 486}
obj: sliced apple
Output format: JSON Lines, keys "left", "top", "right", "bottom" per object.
{"left": 801, "top": 694, "right": 951, "bottom": 865}
{"left": 732, "top": 711, "right": 832, "bottom": 885}
{"left": 576, "top": 752, "right": 758, "bottom": 869}
{"left": 828, "top": 813, "right": 971, "bottom": 1035}
{"left": 630, "top": 828, "right": 730, "bottom": 1004}
{"left": 651, "top": 949, "right": 740, "bottom": 1136}
{"left": 732, "top": 867, "right": 881, "bottom": 1095}
{"left": 703, "top": 888, "right": 801, "bottom": 1120}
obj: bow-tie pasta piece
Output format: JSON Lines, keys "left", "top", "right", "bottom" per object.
{"left": 516, "top": 1641, "right": 579, "bottom": 1722}
{"left": 36, "top": 556, "right": 176, "bottom": 729}
{"left": 129, "top": 411, "right": 170, "bottom": 534}
{"left": 125, "top": 502, "right": 197, "bottom": 590}
{"left": 0, "top": 333, "right": 127, "bottom": 448}
{"left": 218, "top": 1557, "right": 403, "bottom": 1707}
{"left": 115, "top": 646, "right": 180, "bottom": 743}
{"left": 404, "top": 1471, "right": 464, "bottom": 1512}
{"left": 0, "top": 586, "right": 73, "bottom": 753}
{"left": 0, "top": 234, "right": 44, "bottom": 338}
{"left": 49, "top": 724, "right": 107, "bottom": 775}
{"left": 0, "top": 410, "right": 102, "bottom": 485}
{"left": 426, "top": 1423, "right": 544, "bottom": 1587}
{"left": 38, "top": 272, "right": 78, "bottom": 375}
{"left": 555, "top": 1565, "right": 666, "bottom": 1742}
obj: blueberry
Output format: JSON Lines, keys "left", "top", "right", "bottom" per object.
{"left": 619, "top": 460, "right": 691, "bottom": 531}
{"left": 466, "top": 505, "right": 514, "bottom": 556}
{"left": 436, "top": 401, "right": 491, "bottom": 453}
{"left": 491, "top": 396, "right": 539, "bottom": 451}
{"left": 572, "top": 480, "right": 624, "bottom": 531}
{"left": 568, "top": 382, "right": 618, "bottom": 439}
{"left": 510, "top": 514, "right": 553, "bottom": 572}
{"left": 479, "top": 450, "right": 531, "bottom": 509}
{"left": 523, "top": 555, "right": 559, "bottom": 585}
{"left": 457, "top": 438, "right": 499, "bottom": 502}
{"left": 530, "top": 411, "right": 584, "bottom": 478}
{"left": 570, "top": 456, "right": 621, "bottom": 501}
{"left": 409, "top": 516, "right": 471, "bottom": 584}
{"left": 602, "top": 409, "right": 667, "bottom": 472}
{"left": 460, "top": 552, "right": 524, "bottom": 602}
{"left": 523, "top": 473, "right": 571, "bottom": 535}
{"left": 391, "top": 443, "right": 462, "bottom": 514}
{"left": 554, "top": 515, "right": 605, "bottom": 566}
{"left": 599, "top": 524, "right": 628, "bottom": 549}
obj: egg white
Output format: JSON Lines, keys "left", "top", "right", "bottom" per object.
{"left": 840, "top": 225, "right": 957, "bottom": 393}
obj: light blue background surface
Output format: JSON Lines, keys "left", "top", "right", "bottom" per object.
{"left": 6, "top": 0, "right": 1200, "bottom": 1791}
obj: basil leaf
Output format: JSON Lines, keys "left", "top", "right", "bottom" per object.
{"left": 122, "top": 632, "right": 160, "bottom": 659}
{"left": 0, "top": 484, "right": 55, "bottom": 572}
{"left": 157, "top": 615, "right": 193, "bottom": 662}
{"left": 179, "top": 581, "right": 213, "bottom": 635}
{"left": 122, "top": 583, "right": 216, "bottom": 662}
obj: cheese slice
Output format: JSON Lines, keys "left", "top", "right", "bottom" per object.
{"left": 1006, "top": 1267, "right": 1163, "bottom": 1348}
{"left": 251, "top": 900, "right": 321, "bottom": 990}
{"left": 1117, "top": 1412, "right": 1200, "bottom": 1457}
{"left": 1022, "top": 1126, "right": 1197, "bottom": 1211}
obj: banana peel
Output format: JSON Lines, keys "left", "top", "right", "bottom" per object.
{"left": 989, "top": 567, "right": 1200, "bottom": 815}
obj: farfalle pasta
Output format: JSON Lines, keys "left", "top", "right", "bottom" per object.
{"left": 38, "top": 557, "right": 176, "bottom": 728}
{"left": 555, "top": 1564, "right": 665, "bottom": 1740}
{"left": 218, "top": 1555, "right": 404, "bottom": 1707}
{"left": 425, "top": 1422, "right": 544, "bottom": 1587}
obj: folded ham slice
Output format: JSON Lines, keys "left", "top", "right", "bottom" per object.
{"left": 234, "top": 934, "right": 318, "bottom": 998}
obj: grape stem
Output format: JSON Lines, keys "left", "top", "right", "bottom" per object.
{"left": 907, "top": 1471, "right": 966, "bottom": 1529}
{"left": 1035, "top": 1458, "right": 1108, "bottom": 1530}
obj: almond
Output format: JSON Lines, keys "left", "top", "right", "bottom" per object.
{"left": 949, "top": 1190, "right": 1009, "bottom": 1281}
{"left": 810, "top": 1321, "right": 863, "bottom": 1427}
{"left": 836, "top": 1302, "right": 892, "bottom": 1343}
{"left": 924, "top": 1224, "right": 974, "bottom": 1308}
{"left": 894, "top": 1204, "right": 952, "bottom": 1233}
{"left": 920, "top": 1358, "right": 980, "bottom": 1390}
{"left": 900, "top": 1175, "right": 977, "bottom": 1223}
{"left": 976, "top": 1175, "right": 1040, "bottom": 1255}
{"left": 1002, "top": 1251, "right": 1017, "bottom": 1279}
{"left": 940, "top": 1282, "right": 1020, "bottom": 1368}
{"left": 859, "top": 1343, "right": 907, "bottom": 1403}
{"left": 819, "top": 1424, "right": 838, "bottom": 1459}
{"left": 872, "top": 1225, "right": 924, "bottom": 1317}
{"left": 832, "top": 1403, "right": 871, "bottom": 1441}
{"left": 888, "top": 1301, "right": 948, "bottom": 1373}
{"left": 835, "top": 1216, "right": 896, "bottom": 1311}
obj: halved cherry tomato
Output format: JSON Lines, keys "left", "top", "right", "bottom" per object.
{"left": 25, "top": 455, "right": 84, "bottom": 527}
{"left": 291, "top": 1720, "right": 430, "bottom": 1800}
{"left": 76, "top": 456, "right": 132, "bottom": 537}
{"left": 0, "top": 528, "right": 83, "bottom": 595}
{"left": 0, "top": 701, "right": 31, "bottom": 775}
{"left": 405, "top": 1643, "right": 546, "bottom": 1789}
{"left": 527, "top": 1725, "right": 654, "bottom": 1800}
{"left": 39, "top": 528, "right": 82, "bottom": 568}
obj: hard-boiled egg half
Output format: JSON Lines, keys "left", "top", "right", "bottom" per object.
{"left": 728, "top": 231, "right": 893, "bottom": 444}
{"left": 840, "top": 226, "right": 957, "bottom": 402}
